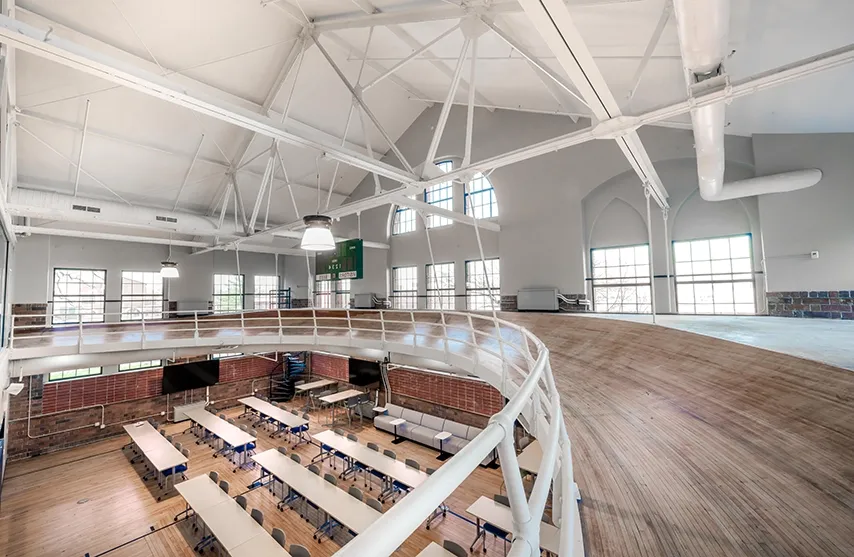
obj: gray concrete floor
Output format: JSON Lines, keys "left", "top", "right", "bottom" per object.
{"left": 576, "top": 313, "right": 854, "bottom": 371}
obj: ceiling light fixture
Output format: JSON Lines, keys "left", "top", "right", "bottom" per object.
{"left": 160, "top": 235, "right": 180, "bottom": 278}
{"left": 299, "top": 154, "right": 336, "bottom": 252}
{"left": 300, "top": 214, "right": 335, "bottom": 251}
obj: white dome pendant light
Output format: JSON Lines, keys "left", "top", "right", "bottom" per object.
{"left": 160, "top": 235, "right": 180, "bottom": 278}
{"left": 299, "top": 155, "right": 336, "bottom": 252}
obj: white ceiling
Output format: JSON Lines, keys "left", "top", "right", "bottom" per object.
{"left": 8, "top": 0, "right": 854, "bottom": 242}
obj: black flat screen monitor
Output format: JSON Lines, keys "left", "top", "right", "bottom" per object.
{"left": 162, "top": 359, "right": 220, "bottom": 394}
{"left": 348, "top": 358, "right": 381, "bottom": 386}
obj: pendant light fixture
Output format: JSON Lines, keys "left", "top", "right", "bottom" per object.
{"left": 299, "top": 154, "right": 336, "bottom": 251}
{"left": 160, "top": 235, "right": 180, "bottom": 278}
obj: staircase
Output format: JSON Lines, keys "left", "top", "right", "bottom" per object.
{"left": 270, "top": 352, "right": 307, "bottom": 402}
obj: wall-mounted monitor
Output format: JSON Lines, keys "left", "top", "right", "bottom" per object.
{"left": 162, "top": 359, "right": 220, "bottom": 395}
{"left": 348, "top": 358, "right": 381, "bottom": 386}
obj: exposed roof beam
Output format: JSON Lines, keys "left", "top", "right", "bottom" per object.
{"left": 517, "top": 0, "right": 669, "bottom": 207}
{"left": 313, "top": 0, "right": 641, "bottom": 31}
{"left": 626, "top": 0, "right": 672, "bottom": 104}
{"left": 0, "top": 14, "right": 418, "bottom": 184}
{"left": 391, "top": 194, "right": 500, "bottom": 232}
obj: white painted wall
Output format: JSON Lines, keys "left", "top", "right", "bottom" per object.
{"left": 754, "top": 133, "right": 854, "bottom": 291}
{"left": 12, "top": 235, "right": 310, "bottom": 310}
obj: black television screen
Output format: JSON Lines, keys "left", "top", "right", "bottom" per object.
{"left": 162, "top": 359, "right": 220, "bottom": 394}
{"left": 349, "top": 358, "right": 381, "bottom": 386}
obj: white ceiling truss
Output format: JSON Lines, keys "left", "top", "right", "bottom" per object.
{"left": 0, "top": 0, "right": 850, "bottom": 255}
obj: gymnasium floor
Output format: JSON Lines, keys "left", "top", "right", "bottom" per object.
{"left": 0, "top": 402, "right": 504, "bottom": 557}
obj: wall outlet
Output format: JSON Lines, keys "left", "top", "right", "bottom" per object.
{"left": 811, "top": 250, "right": 820, "bottom": 259}
{"left": 160, "top": 411, "right": 166, "bottom": 416}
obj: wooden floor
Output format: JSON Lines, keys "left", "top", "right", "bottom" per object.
{"left": 4, "top": 312, "right": 854, "bottom": 557}
{"left": 0, "top": 403, "right": 504, "bottom": 557}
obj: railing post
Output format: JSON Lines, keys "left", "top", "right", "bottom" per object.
{"left": 410, "top": 311, "right": 416, "bottom": 348}
{"left": 77, "top": 313, "right": 83, "bottom": 351}
{"left": 277, "top": 308, "right": 283, "bottom": 341}
{"left": 380, "top": 310, "right": 386, "bottom": 344}
{"left": 467, "top": 314, "right": 479, "bottom": 367}
{"left": 346, "top": 309, "right": 353, "bottom": 344}
{"left": 140, "top": 314, "right": 146, "bottom": 349}
{"left": 193, "top": 311, "right": 199, "bottom": 343}
{"left": 239, "top": 308, "right": 246, "bottom": 343}
{"left": 312, "top": 307, "right": 318, "bottom": 345}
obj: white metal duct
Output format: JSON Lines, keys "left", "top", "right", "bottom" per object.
{"left": 672, "top": 0, "right": 822, "bottom": 201}
{"left": 7, "top": 188, "right": 389, "bottom": 249}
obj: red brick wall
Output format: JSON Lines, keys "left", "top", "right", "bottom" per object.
{"left": 388, "top": 367, "right": 504, "bottom": 417}
{"left": 6, "top": 354, "right": 281, "bottom": 460}
{"left": 310, "top": 353, "right": 349, "bottom": 381}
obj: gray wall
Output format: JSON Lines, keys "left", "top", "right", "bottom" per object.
{"left": 754, "top": 133, "right": 854, "bottom": 292}
{"left": 12, "top": 235, "right": 310, "bottom": 310}
{"left": 339, "top": 107, "right": 851, "bottom": 307}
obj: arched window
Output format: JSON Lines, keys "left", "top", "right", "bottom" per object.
{"left": 424, "top": 160, "right": 454, "bottom": 228}
{"left": 392, "top": 196, "right": 416, "bottom": 235}
{"left": 465, "top": 172, "right": 498, "bottom": 219}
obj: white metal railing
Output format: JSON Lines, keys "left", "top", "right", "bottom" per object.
{"left": 9, "top": 308, "right": 581, "bottom": 556}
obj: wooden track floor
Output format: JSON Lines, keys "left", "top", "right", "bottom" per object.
{"left": 0, "top": 403, "right": 505, "bottom": 557}
{"left": 3, "top": 313, "right": 854, "bottom": 556}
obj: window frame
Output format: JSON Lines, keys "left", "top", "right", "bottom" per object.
{"left": 253, "top": 275, "right": 280, "bottom": 310}
{"left": 464, "top": 172, "right": 498, "bottom": 220}
{"left": 673, "top": 233, "right": 756, "bottom": 315}
{"left": 392, "top": 199, "right": 417, "bottom": 235}
{"left": 120, "top": 270, "right": 164, "bottom": 321}
{"left": 424, "top": 160, "right": 454, "bottom": 229}
{"left": 465, "top": 258, "right": 500, "bottom": 311}
{"left": 48, "top": 367, "right": 103, "bottom": 382}
{"left": 590, "top": 243, "right": 652, "bottom": 314}
{"left": 52, "top": 267, "right": 108, "bottom": 326}
{"left": 392, "top": 266, "right": 418, "bottom": 310}
{"left": 426, "top": 262, "right": 455, "bottom": 310}
{"left": 118, "top": 360, "right": 162, "bottom": 372}
{"left": 212, "top": 273, "right": 245, "bottom": 314}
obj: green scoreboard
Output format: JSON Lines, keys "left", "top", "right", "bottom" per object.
{"left": 316, "top": 239, "right": 363, "bottom": 280}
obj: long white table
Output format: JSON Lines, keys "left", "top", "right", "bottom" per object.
{"left": 295, "top": 378, "right": 336, "bottom": 392}
{"left": 123, "top": 422, "right": 187, "bottom": 493}
{"left": 313, "top": 429, "right": 428, "bottom": 492}
{"left": 184, "top": 407, "right": 256, "bottom": 467}
{"left": 319, "top": 389, "right": 366, "bottom": 426}
{"left": 518, "top": 439, "right": 543, "bottom": 475}
{"left": 253, "top": 449, "right": 382, "bottom": 536}
{"left": 238, "top": 397, "right": 309, "bottom": 444}
{"left": 466, "top": 496, "right": 560, "bottom": 555}
{"left": 176, "top": 474, "right": 290, "bottom": 556}
{"left": 417, "top": 542, "right": 458, "bottom": 556}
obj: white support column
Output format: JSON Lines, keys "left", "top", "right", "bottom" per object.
{"left": 645, "top": 185, "right": 657, "bottom": 323}
{"left": 463, "top": 35, "right": 478, "bottom": 166}
{"left": 662, "top": 207, "right": 672, "bottom": 313}
{"left": 72, "top": 99, "right": 91, "bottom": 197}
{"left": 231, "top": 174, "right": 251, "bottom": 234}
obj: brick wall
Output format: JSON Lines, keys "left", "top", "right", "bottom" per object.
{"left": 766, "top": 290, "right": 854, "bottom": 319}
{"left": 6, "top": 354, "right": 281, "bottom": 460}
{"left": 387, "top": 367, "right": 504, "bottom": 418}
{"left": 310, "top": 353, "right": 349, "bottom": 381}
{"left": 11, "top": 303, "right": 48, "bottom": 329}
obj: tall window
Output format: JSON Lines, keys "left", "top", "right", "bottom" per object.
{"left": 48, "top": 367, "right": 102, "bottom": 382}
{"left": 426, "top": 262, "right": 455, "bottom": 310}
{"left": 466, "top": 259, "right": 500, "bottom": 310}
{"left": 464, "top": 172, "right": 498, "bottom": 219}
{"left": 425, "top": 160, "right": 453, "bottom": 228}
{"left": 119, "top": 360, "right": 161, "bottom": 372}
{"left": 213, "top": 274, "right": 244, "bottom": 314}
{"left": 393, "top": 196, "right": 416, "bottom": 235}
{"left": 315, "top": 280, "right": 333, "bottom": 309}
{"left": 591, "top": 245, "right": 651, "bottom": 313}
{"left": 52, "top": 268, "right": 106, "bottom": 325}
{"left": 121, "top": 271, "right": 163, "bottom": 321}
{"left": 392, "top": 266, "right": 418, "bottom": 309}
{"left": 336, "top": 279, "right": 351, "bottom": 309}
{"left": 674, "top": 234, "right": 755, "bottom": 315}
{"left": 254, "top": 275, "right": 279, "bottom": 310}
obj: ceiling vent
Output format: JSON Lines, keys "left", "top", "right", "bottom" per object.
{"left": 156, "top": 215, "right": 178, "bottom": 223}
{"left": 72, "top": 204, "right": 101, "bottom": 213}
